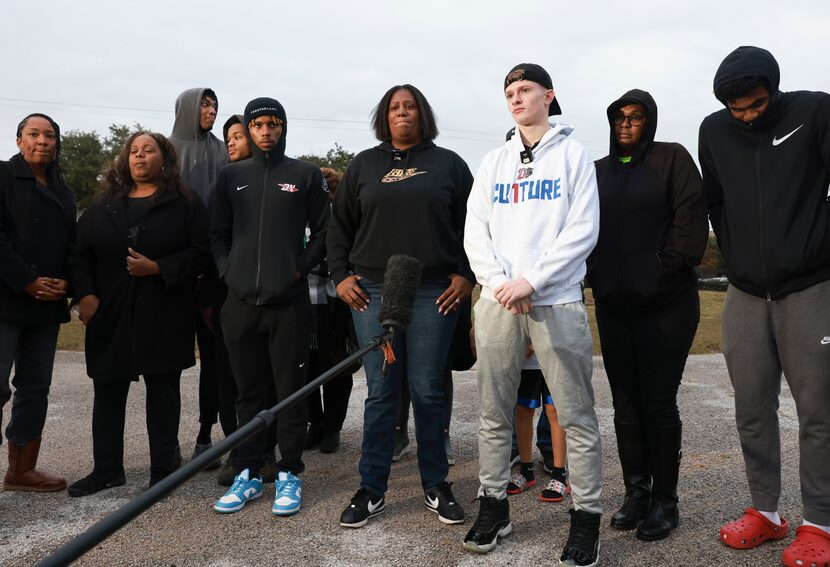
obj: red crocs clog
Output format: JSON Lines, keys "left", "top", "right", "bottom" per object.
{"left": 782, "top": 525, "right": 830, "bottom": 567}
{"left": 720, "top": 508, "right": 790, "bottom": 550}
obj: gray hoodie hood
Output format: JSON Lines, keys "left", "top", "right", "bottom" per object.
{"left": 169, "top": 87, "right": 228, "bottom": 205}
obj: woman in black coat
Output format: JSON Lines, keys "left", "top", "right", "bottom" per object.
{"left": 588, "top": 90, "right": 708, "bottom": 541}
{"left": 68, "top": 132, "right": 209, "bottom": 496}
{"left": 0, "top": 113, "right": 75, "bottom": 492}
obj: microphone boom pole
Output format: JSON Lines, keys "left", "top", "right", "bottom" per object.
{"left": 36, "top": 332, "right": 391, "bottom": 567}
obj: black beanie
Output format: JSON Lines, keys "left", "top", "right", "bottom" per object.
{"left": 244, "top": 97, "right": 286, "bottom": 125}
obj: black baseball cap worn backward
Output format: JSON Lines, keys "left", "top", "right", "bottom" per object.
{"left": 504, "top": 63, "right": 562, "bottom": 116}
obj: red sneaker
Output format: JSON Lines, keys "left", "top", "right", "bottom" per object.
{"left": 782, "top": 525, "right": 830, "bottom": 567}
{"left": 720, "top": 508, "right": 789, "bottom": 550}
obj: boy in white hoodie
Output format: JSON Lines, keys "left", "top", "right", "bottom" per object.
{"left": 463, "top": 64, "right": 602, "bottom": 567}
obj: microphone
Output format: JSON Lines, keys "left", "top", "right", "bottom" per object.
{"left": 378, "top": 255, "right": 422, "bottom": 376}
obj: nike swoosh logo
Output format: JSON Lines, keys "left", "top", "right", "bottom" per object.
{"left": 426, "top": 495, "right": 439, "bottom": 508}
{"left": 821, "top": 336, "right": 830, "bottom": 345}
{"left": 236, "top": 185, "right": 248, "bottom": 191}
{"left": 243, "top": 487, "right": 257, "bottom": 498}
{"left": 299, "top": 362, "right": 306, "bottom": 367}
{"left": 367, "top": 499, "right": 383, "bottom": 513}
{"left": 772, "top": 124, "right": 804, "bottom": 146}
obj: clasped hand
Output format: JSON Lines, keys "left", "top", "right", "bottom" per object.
{"left": 126, "top": 247, "right": 160, "bottom": 277}
{"left": 24, "top": 277, "right": 68, "bottom": 301}
{"left": 494, "top": 277, "right": 535, "bottom": 314}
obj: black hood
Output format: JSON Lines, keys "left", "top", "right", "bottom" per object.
{"left": 713, "top": 46, "right": 780, "bottom": 106}
{"left": 606, "top": 89, "right": 657, "bottom": 164}
{"left": 243, "top": 97, "right": 287, "bottom": 162}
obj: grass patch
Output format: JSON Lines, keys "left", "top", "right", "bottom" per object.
{"left": 57, "top": 318, "right": 85, "bottom": 351}
{"left": 583, "top": 289, "right": 724, "bottom": 355}
{"left": 57, "top": 289, "right": 726, "bottom": 355}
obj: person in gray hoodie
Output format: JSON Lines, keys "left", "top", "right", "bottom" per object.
{"left": 169, "top": 88, "right": 229, "bottom": 465}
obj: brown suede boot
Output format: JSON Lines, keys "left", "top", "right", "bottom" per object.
{"left": 3, "top": 439, "right": 67, "bottom": 492}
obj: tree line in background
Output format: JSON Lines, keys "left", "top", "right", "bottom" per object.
{"left": 59, "top": 124, "right": 355, "bottom": 210}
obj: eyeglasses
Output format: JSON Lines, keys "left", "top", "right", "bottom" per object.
{"left": 612, "top": 113, "right": 646, "bottom": 126}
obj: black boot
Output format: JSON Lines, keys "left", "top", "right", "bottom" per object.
{"left": 637, "top": 423, "right": 681, "bottom": 541}
{"left": 610, "top": 420, "right": 651, "bottom": 530}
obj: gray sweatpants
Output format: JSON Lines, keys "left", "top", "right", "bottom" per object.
{"left": 474, "top": 298, "right": 602, "bottom": 514}
{"left": 723, "top": 280, "right": 830, "bottom": 524}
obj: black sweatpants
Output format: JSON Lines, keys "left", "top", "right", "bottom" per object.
{"left": 91, "top": 372, "right": 182, "bottom": 481}
{"left": 306, "top": 348, "right": 353, "bottom": 434}
{"left": 208, "top": 282, "right": 238, "bottom": 437}
{"left": 221, "top": 292, "right": 309, "bottom": 475}
{"left": 595, "top": 289, "right": 699, "bottom": 428}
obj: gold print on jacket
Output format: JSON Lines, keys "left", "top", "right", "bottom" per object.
{"left": 381, "top": 168, "right": 428, "bottom": 183}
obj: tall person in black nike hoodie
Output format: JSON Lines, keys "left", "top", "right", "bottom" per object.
{"left": 590, "top": 89, "right": 707, "bottom": 542}
{"left": 700, "top": 46, "right": 830, "bottom": 564}
{"left": 210, "top": 98, "right": 329, "bottom": 517}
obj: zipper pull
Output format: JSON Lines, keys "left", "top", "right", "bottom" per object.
{"left": 766, "top": 293, "right": 772, "bottom": 303}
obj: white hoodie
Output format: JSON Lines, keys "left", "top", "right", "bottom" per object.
{"left": 464, "top": 123, "right": 599, "bottom": 306}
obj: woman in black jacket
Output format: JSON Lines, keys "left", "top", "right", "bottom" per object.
{"left": 327, "top": 85, "right": 474, "bottom": 528}
{"left": 589, "top": 90, "right": 708, "bottom": 541}
{"left": 0, "top": 113, "right": 75, "bottom": 492}
{"left": 68, "top": 132, "right": 210, "bottom": 496}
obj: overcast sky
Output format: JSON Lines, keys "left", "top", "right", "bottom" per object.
{"left": 2, "top": 0, "right": 828, "bottom": 170}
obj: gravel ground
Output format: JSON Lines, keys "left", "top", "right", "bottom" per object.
{"left": 0, "top": 352, "right": 801, "bottom": 566}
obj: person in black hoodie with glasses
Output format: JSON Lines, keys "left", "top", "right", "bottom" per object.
{"left": 700, "top": 46, "right": 830, "bottom": 566}
{"left": 589, "top": 90, "right": 707, "bottom": 542}
{"left": 211, "top": 98, "right": 329, "bottom": 517}
{"left": 327, "top": 84, "right": 473, "bottom": 529}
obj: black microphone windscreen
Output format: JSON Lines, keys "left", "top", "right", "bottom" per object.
{"left": 378, "top": 255, "right": 422, "bottom": 329}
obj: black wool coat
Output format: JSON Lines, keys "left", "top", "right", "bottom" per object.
{"left": 70, "top": 190, "right": 209, "bottom": 381}
{"left": 0, "top": 154, "right": 76, "bottom": 325}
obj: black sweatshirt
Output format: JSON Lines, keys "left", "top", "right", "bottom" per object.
{"left": 700, "top": 46, "right": 830, "bottom": 300}
{"left": 589, "top": 89, "right": 708, "bottom": 315}
{"left": 210, "top": 108, "right": 329, "bottom": 305}
{"left": 327, "top": 140, "right": 474, "bottom": 285}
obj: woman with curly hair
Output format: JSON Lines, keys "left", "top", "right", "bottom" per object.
{"left": 68, "top": 132, "right": 210, "bottom": 496}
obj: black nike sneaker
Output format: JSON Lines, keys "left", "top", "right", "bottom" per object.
{"left": 340, "top": 487, "right": 385, "bottom": 528}
{"left": 424, "top": 482, "right": 465, "bottom": 524}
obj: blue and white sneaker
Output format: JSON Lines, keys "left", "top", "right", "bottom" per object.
{"left": 213, "top": 468, "right": 263, "bottom": 513}
{"left": 272, "top": 471, "right": 302, "bottom": 516}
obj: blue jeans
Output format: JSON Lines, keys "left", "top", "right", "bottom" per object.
{"left": 0, "top": 321, "right": 60, "bottom": 445}
{"left": 352, "top": 278, "right": 458, "bottom": 495}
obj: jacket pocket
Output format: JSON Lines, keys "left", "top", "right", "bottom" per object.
{"left": 621, "top": 250, "right": 666, "bottom": 304}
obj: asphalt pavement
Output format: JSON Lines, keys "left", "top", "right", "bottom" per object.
{"left": 0, "top": 351, "right": 801, "bottom": 566}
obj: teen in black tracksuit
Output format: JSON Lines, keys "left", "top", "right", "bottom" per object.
{"left": 211, "top": 99, "right": 329, "bottom": 480}
{"left": 700, "top": 46, "right": 830, "bottom": 546}
{"left": 589, "top": 89, "right": 708, "bottom": 541}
